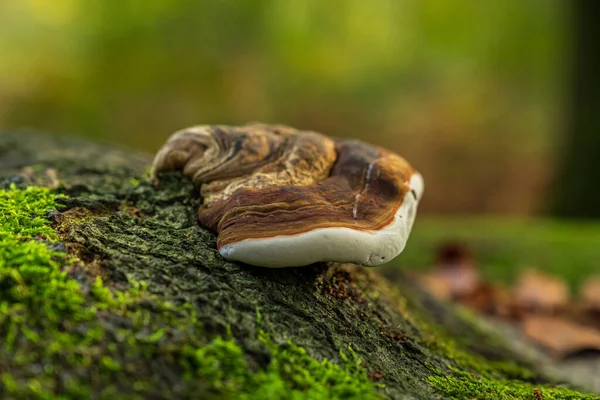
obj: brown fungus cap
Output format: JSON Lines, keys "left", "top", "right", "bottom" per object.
{"left": 152, "top": 123, "right": 424, "bottom": 268}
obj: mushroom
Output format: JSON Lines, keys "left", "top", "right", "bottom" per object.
{"left": 152, "top": 123, "right": 424, "bottom": 268}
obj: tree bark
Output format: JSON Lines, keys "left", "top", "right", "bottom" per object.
{"left": 0, "top": 132, "right": 591, "bottom": 399}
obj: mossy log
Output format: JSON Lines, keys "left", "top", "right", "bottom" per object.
{"left": 0, "top": 132, "right": 595, "bottom": 400}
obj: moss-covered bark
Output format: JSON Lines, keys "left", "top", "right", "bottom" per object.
{"left": 0, "top": 131, "right": 597, "bottom": 400}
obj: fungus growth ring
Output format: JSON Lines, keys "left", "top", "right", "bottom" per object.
{"left": 151, "top": 124, "right": 424, "bottom": 268}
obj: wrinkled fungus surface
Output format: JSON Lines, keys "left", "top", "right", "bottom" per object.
{"left": 152, "top": 124, "right": 424, "bottom": 267}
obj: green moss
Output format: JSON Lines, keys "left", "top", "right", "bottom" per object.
{"left": 429, "top": 371, "right": 599, "bottom": 400}
{"left": 425, "top": 326, "right": 535, "bottom": 382}
{"left": 415, "top": 306, "right": 534, "bottom": 382}
{"left": 254, "top": 330, "right": 384, "bottom": 400}
{"left": 178, "top": 330, "right": 384, "bottom": 400}
{"left": 0, "top": 185, "right": 76, "bottom": 314}
{"left": 388, "top": 277, "right": 534, "bottom": 384}
{"left": 423, "top": 323, "right": 599, "bottom": 399}
{"left": 0, "top": 185, "right": 383, "bottom": 399}
{"left": 408, "top": 295, "right": 598, "bottom": 398}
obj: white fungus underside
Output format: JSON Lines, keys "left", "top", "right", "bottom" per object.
{"left": 219, "top": 172, "right": 424, "bottom": 268}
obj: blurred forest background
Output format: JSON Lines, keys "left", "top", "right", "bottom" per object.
{"left": 0, "top": 0, "right": 595, "bottom": 217}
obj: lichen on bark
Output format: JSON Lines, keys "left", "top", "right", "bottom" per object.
{"left": 0, "top": 131, "right": 596, "bottom": 399}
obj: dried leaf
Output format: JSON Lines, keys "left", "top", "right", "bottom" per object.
{"left": 418, "top": 274, "right": 453, "bottom": 301}
{"left": 522, "top": 315, "right": 600, "bottom": 358}
{"left": 513, "top": 268, "right": 569, "bottom": 311}
{"left": 459, "top": 282, "right": 516, "bottom": 318}
{"left": 432, "top": 242, "right": 480, "bottom": 298}
{"left": 580, "top": 275, "right": 600, "bottom": 310}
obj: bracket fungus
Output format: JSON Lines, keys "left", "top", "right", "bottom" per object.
{"left": 151, "top": 124, "right": 424, "bottom": 268}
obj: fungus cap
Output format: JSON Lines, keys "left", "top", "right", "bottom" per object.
{"left": 152, "top": 124, "right": 424, "bottom": 268}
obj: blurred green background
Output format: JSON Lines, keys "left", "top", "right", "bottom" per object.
{"left": 0, "top": 0, "right": 571, "bottom": 216}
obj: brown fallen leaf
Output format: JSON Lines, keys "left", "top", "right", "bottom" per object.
{"left": 513, "top": 268, "right": 570, "bottom": 312}
{"left": 417, "top": 274, "right": 453, "bottom": 301}
{"left": 580, "top": 275, "right": 600, "bottom": 311}
{"left": 431, "top": 242, "right": 480, "bottom": 299}
{"left": 459, "top": 282, "right": 517, "bottom": 319}
{"left": 522, "top": 315, "right": 600, "bottom": 358}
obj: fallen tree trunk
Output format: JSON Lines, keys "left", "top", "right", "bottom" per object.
{"left": 0, "top": 131, "right": 594, "bottom": 399}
